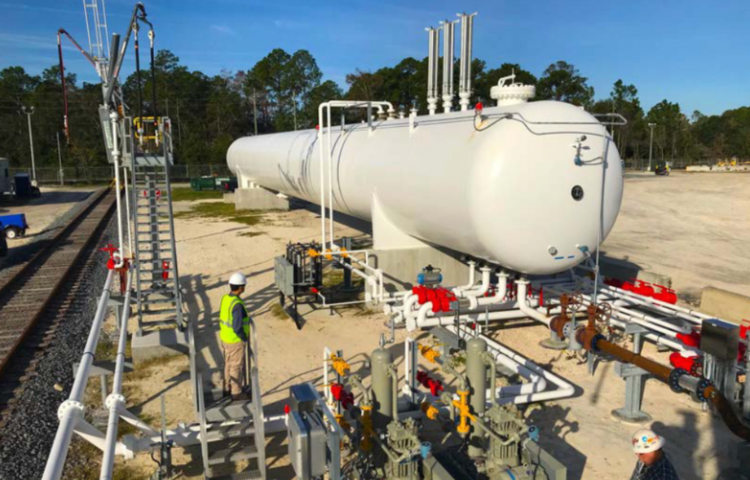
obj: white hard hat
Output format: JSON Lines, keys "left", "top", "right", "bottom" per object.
{"left": 229, "top": 272, "right": 247, "bottom": 287}
{"left": 631, "top": 429, "right": 664, "bottom": 454}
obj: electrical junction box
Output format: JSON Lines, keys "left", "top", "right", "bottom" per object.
{"left": 289, "top": 383, "right": 317, "bottom": 414}
{"left": 274, "top": 255, "right": 295, "bottom": 297}
{"left": 700, "top": 319, "right": 739, "bottom": 361}
{"left": 288, "top": 409, "right": 326, "bottom": 479}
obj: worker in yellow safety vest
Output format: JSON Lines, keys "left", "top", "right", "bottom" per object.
{"left": 219, "top": 272, "right": 251, "bottom": 400}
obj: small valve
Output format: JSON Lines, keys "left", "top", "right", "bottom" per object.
{"left": 162, "top": 261, "right": 170, "bottom": 281}
{"left": 418, "top": 344, "right": 440, "bottom": 364}
{"left": 330, "top": 354, "right": 350, "bottom": 376}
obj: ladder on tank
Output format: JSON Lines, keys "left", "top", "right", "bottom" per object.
{"left": 130, "top": 117, "right": 184, "bottom": 334}
{"left": 194, "top": 322, "right": 267, "bottom": 479}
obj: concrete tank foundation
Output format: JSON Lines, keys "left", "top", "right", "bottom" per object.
{"left": 370, "top": 246, "right": 469, "bottom": 293}
{"left": 234, "top": 186, "right": 290, "bottom": 211}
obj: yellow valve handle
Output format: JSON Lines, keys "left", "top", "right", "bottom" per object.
{"left": 421, "top": 401, "right": 440, "bottom": 420}
{"left": 418, "top": 343, "right": 441, "bottom": 364}
{"left": 324, "top": 249, "right": 333, "bottom": 260}
{"left": 330, "top": 354, "right": 350, "bottom": 376}
{"left": 454, "top": 390, "right": 474, "bottom": 434}
{"left": 334, "top": 414, "right": 351, "bottom": 432}
{"left": 308, "top": 248, "right": 320, "bottom": 258}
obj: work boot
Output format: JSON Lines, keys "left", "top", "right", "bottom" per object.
{"left": 232, "top": 392, "right": 250, "bottom": 402}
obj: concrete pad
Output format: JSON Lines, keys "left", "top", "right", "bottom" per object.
{"left": 234, "top": 187, "right": 289, "bottom": 211}
{"left": 223, "top": 192, "right": 235, "bottom": 204}
{"left": 131, "top": 328, "right": 189, "bottom": 364}
{"left": 598, "top": 256, "right": 672, "bottom": 287}
{"left": 700, "top": 287, "right": 750, "bottom": 324}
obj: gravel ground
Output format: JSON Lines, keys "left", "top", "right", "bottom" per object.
{"left": 0, "top": 217, "right": 116, "bottom": 480}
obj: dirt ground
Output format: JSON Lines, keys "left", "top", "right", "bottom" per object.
{"left": 0, "top": 186, "right": 96, "bottom": 247}
{"left": 115, "top": 172, "right": 748, "bottom": 480}
{"left": 602, "top": 171, "right": 750, "bottom": 299}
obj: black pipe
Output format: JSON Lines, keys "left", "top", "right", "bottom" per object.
{"left": 133, "top": 27, "right": 144, "bottom": 136}
{"left": 149, "top": 30, "right": 157, "bottom": 117}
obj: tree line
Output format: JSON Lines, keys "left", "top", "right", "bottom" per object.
{"left": 0, "top": 49, "right": 748, "bottom": 172}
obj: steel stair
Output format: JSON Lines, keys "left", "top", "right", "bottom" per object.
{"left": 130, "top": 158, "right": 184, "bottom": 334}
{"left": 194, "top": 321, "right": 267, "bottom": 480}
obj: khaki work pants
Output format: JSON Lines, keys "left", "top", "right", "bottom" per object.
{"left": 221, "top": 341, "right": 246, "bottom": 396}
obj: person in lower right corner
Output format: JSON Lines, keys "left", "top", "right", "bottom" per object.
{"left": 630, "top": 429, "right": 680, "bottom": 480}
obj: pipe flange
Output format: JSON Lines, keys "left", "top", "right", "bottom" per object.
{"left": 561, "top": 321, "right": 573, "bottom": 339}
{"left": 590, "top": 333, "right": 605, "bottom": 353}
{"left": 668, "top": 368, "right": 688, "bottom": 393}
{"left": 690, "top": 356, "right": 704, "bottom": 377}
{"left": 695, "top": 378, "right": 713, "bottom": 403}
{"left": 105, "top": 393, "right": 125, "bottom": 409}
{"left": 57, "top": 399, "right": 84, "bottom": 420}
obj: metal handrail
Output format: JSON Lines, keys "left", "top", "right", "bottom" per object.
{"left": 99, "top": 270, "right": 134, "bottom": 480}
{"left": 42, "top": 270, "right": 115, "bottom": 480}
{"left": 248, "top": 319, "right": 267, "bottom": 479}
{"left": 162, "top": 123, "right": 185, "bottom": 329}
{"left": 196, "top": 373, "right": 210, "bottom": 477}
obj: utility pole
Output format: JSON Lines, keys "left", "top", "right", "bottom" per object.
{"left": 292, "top": 88, "right": 298, "bottom": 131}
{"left": 176, "top": 101, "right": 182, "bottom": 144}
{"left": 647, "top": 122, "right": 656, "bottom": 172}
{"left": 22, "top": 106, "right": 37, "bottom": 184}
{"left": 252, "top": 87, "right": 258, "bottom": 136}
{"left": 56, "top": 131, "right": 65, "bottom": 186}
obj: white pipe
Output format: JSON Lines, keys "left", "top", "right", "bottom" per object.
{"left": 476, "top": 273, "right": 508, "bottom": 306}
{"left": 516, "top": 280, "right": 551, "bottom": 326}
{"left": 109, "top": 112, "right": 124, "bottom": 268}
{"left": 43, "top": 270, "right": 115, "bottom": 480}
{"left": 493, "top": 352, "right": 547, "bottom": 397}
{"left": 408, "top": 309, "right": 529, "bottom": 331}
{"left": 457, "top": 260, "right": 476, "bottom": 290}
{"left": 327, "top": 105, "right": 334, "bottom": 248}
{"left": 574, "top": 292, "right": 700, "bottom": 356}
{"left": 122, "top": 165, "right": 132, "bottom": 258}
{"left": 448, "top": 326, "right": 575, "bottom": 406}
{"left": 317, "top": 104, "right": 326, "bottom": 249}
{"left": 454, "top": 267, "right": 491, "bottom": 298}
{"left": 611, "top": 300, "right": 692, "bottom": 334}
{"left": 100, "top": 272, "right": 133, "bottom": 480}
{"left": 602, "top": 285, "right": 708, "bottom": 324}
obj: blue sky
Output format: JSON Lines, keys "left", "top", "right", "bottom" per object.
{"left": 1, "top": 0, "right": 748, "bottom": 115}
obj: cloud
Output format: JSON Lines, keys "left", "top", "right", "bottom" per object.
{"left": 210, "top": 25, "right": 237, "bottom": 36}
{"left": 0, "top": 2, "right": 78, "bottom": 15}
{"left": 0, "top": 33, "right": 78, "bottom": 52}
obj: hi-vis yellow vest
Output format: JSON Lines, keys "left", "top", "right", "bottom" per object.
{"left": 219, "top": 295, "right": 249, "bottom": 344}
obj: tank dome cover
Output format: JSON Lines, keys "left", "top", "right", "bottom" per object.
{"left": 490, "top": 74, "right": 536, "bottom": 106}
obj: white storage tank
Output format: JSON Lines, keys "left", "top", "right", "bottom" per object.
{"left": 227, "top": 100, "right": 623, "bottom": 275}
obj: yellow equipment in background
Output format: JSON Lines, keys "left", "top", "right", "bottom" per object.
{"left": 133, "top": 116, "right": 162, "bottom": 143}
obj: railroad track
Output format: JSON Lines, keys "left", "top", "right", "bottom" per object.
{"left": 0, "top": 187, "right": 116, "bottom": 430}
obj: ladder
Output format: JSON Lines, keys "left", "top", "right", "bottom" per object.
{"left": 196, "top": 322, "right": 267, "bottom": 479}
{"left": 82, "top": 0, "right": 110, "bottom": 78}
{"left": 130, "top": 122, "right": 184, "bottom": 334}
